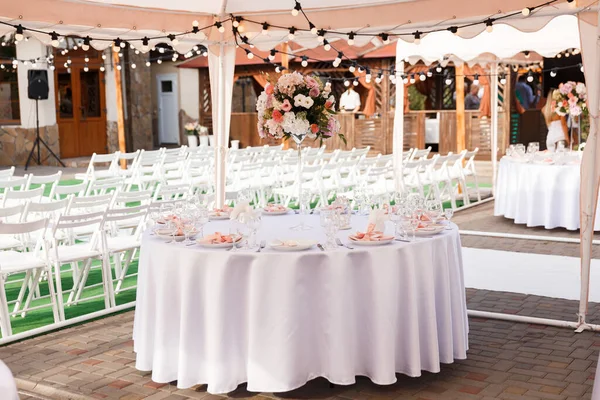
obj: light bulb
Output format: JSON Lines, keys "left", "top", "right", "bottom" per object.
{"left": 500, "top": 76, "right": 506, "bottom": 84}
{"left": 172, "top": 57, "right": 177, "bottom": 62}
{"left": 581, "top": 64, "right": 584, "bottom": 72}
{"left": 84, "top": 65, "right": 89, "bottom": 72}
{"left": 485, "top": 19, "right": 494, "bottom": 33}
{"left": 117, "top": 64, "right": 122, "bottom": 70}
{"left": 288, "top": 28, "right": 296, "bottom": 40}
{"left": 172, "top": 38, "right": 179, "bottom": 46}
{"left": 131, "top": 63, "right": 136, "bottom": 69}
{"left": 15, "top": 25, "right": 24, "bottom": 41}
{"left": 238, "top": 24, "right": 245, "bottom": 33}
{"left": 102, "top": 54, "right": 107, "bottom": 60}
{"left": 157, "top": 59, "right": 162, "bottom": 64}
{"left": 365, "top": 73, "right": 372, "bottom": 82}
{"left": 262, "top": 23, "right": 269, "bottom": 35}
{"left": 120, "top": 41, "right": 126, "bottom": 48}
{"left": 268, "top": 50, "right": 276, "bottom": 61}
{"left": 419, "top": 73, "right": 426, "bottom": 81}
{"left": 349, "top": 65, "right": 356, "bottom": 73}
{"left": 565, "top": 52, "right": 570, "bottom": 58}
{"left": 232, "top": 18, "right": 240, "bottom": 28}
{"left": 409, "top": 76, "right": 416, "bottom": 84}
{"left": 436, "top": 66, "right": 442, "bottom": 73}
{"left": 375, "top": 76, "right": 382, "bottom": 84}
{"left": 246, "top": 50, "right": 254, "bottom": 59}
{"left": 526, "top": 74, "right": 534, "bottom": 83}
{"left": 522, "top": 7, "right": 531, "bottom": 16}
{"left": 445, "top": 78, "right": 452, "bottom": 85}
{"left": 159, "top": 47, "right": 165, "bottom": 54}
{"left": 380, "top": 33, "right": 390, "bottom": 45}
{"left": 310, "top": 23, "right": 317, "bottom": 35}
{"left": 292, "top": 2, "right": 301, "bottom": 16}
{"left": 202, "top": 51, "right": 208, "bottom": 57}
{"left": 50, "top": 65, "right": 55, "bottom": 71}
{"left": 556, "top": 53, "right": 562, "bottom": 58}
{"left": 216, "top": 22, "right": 225, "bottom": 33}
{"left": 193, "top": 20, "right": 199, "bottom": 27}
{"left": 348, "top": 32, "right": 355, "bottom": 46}
{"left": 275, "top": 66, "right": 281, "bottom": 73}
{"left": 0, "top": 64, "right": 4, "bottom": 70}
{"left": 427, "top": 71, "right": 433, "bottom": 78}
{"left": 67, "top": 67, "right": 71, "bottom": 74}
{"left": 353, "top": 80, "right": 359, "bottom": 87}
{"left": 67, "top": 59, "right": 72, "bottom": 64}
{"left": 51, "top": 32, "right": 60, "bottom": 47}
{"left": 473, "top": 74, "right": 479, "bottom": 86}
{"left": 301, "top": 57, "right": 308, "bottom": 67}
{"left": 317, "top": 30, "right": 325, "bottom": 43}
{"left": 292, "top": 9, "right": 299, "bottom": 16}
{"left": 84, "top": 57, "right": 90, "bottom": 63}
{"left": 344, "top": 80, "right": 350, "bottom": 87}
{"left": 323, "top": 41, "right": 331, "bottom": 51}
{"left": 146, "top": 61, "right": 151, "bottom": 67}
{"left": 550, "top": 69, "right": 557, "bottom": 78}
{"left": 82, "top": 36, "right": 91, "bottom": 51}
{"left": 403, "top": 76, "right": 409, "bottom": 84}
{"left": 100, "top": 66, "right": 105, "bottom": 72}
{"left": 413, "top": 31, "right": 421, "bottom": 45}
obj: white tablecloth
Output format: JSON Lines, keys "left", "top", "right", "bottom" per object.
{"left": 133, "top": 214, "right": 468, "bottom": 394}
{"left": 495, "top": 157, "right": 600, "bottom": 231}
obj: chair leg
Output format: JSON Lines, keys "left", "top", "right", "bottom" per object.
{"left": 115, "top": 250, "right": 134, "bottom": 294}
{"left": 53, "top": 263, "right": 66, "bottom": 321}
{"left": 12, "top": 270, "right": 32, "bottom": 316}
{"left": 0, "top": 274, "right": 12, "bottom": 338}
{"left": 102, "top": 255, "right": 115, "bottom": 309}
{"left": 113, "top": 253, "right": 122, "bottom": 281}
{"left": 19, "top": 269, "right": 43, "bottom": 318}
{"left": 73, "top": 259, "right": 93, "bottom": 305}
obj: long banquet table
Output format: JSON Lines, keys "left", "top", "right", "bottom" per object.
{"left": 495, "top": 156, "right": 600, "bottom": 231}
{"left": 133, "top": 214, "right": 468, "bottom": 394}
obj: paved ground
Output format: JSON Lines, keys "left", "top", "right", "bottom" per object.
{"left": 0, "top": 288, "right": 598, "bottom": 400}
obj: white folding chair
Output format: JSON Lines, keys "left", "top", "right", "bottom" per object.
{"left": 0, "top": 204, "right": 29, "bottom": 250}
{"left": 26, "top": 172, "right": 62, "bottom": 200}
{"left": 153, "top": 183, "right": 190, "bottom": 203}
{"left": 1, "top": 186, "right": 45, "bottom": 208}
{"left": 0, "top": 177, "right": 29, "bottom": 197}
{"left": 462, "top": 148, "right": 481, "bottom": 202}
{"left": 0, "top": 218, "right": 60, "bottom": 336}
{"left": 0, "top": 167, "right": 15, "bottom": 182}
{"left": 75, "top": 152, "right": 121, "bottom": 180}
{"left": 53, "top": 182, "right": 88, "bottom": 200}
{"left": 48, "top": 211, "right": 110, "bottom": 320}
{"left": 85, "top": 177, "right": 125, "bottom": 196}
{"left": 102, "top": 205, "right": 149, "bottom": 300}
{"left": 409, "top": 147, "right": 432, "bottom": 161}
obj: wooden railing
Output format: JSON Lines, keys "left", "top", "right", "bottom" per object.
{"left": 230, "top": 110, "right": 508, "bottom": 159}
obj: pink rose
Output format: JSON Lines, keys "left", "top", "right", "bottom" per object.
{"left": 310, "top": 124, "right": 319, "bottom": 134}
{"left": 281, "top": 99, "right": 292, "bottom": 112}
{"left": 305, "top": 76, "right": 318, "bottom": 88}
{"left": 309, "top": 87, "right": 320, "bottom": 97}
{"left": 272, "top": 110, "right": 283, "bottom": 123}
{"left": 265, "top": 84, "right": 274, "bottom": 95}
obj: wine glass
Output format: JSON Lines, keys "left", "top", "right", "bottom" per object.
{"left": 300, "top": 189, "right": 312, "bottom": 215}
{"left": 409, "top": 213, "right": 421, "bottom": 241}
{"left": 320, "top": 209, "right": 337, "bottom": 249}
{"left": 196, "top": 208, "right": 209, "bottom": 238}
{"left": 426, "top": 200, "right": 442, "bottom": 225}
{"left": 246, "top": 213, "right": 262, "bottom": 249}
{"left": 444, "top": 208, "right": 454, "bottom": 229}
{"left": 389, "top": 209, "right": 403, "bottom": 239}
{"left": 182, "top": 212, "right": 197, "bottom": 246}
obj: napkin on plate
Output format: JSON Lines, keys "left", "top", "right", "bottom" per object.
{"left": 368, "top": 209, "right": 388, "bottom": 232}
{"left": 349, "top": 223, "right": 393, "bottom": 242}
{"left": 264, "top": 203, "right": 287, "bottom": 212}
{"left": 199, "top": 232, "right": 237, "bottom": 245}
{"left": 230, "top": 201, "right": 257, "bottom": 223}
{"left": 271, "top": 239, "right": 300, "bottom": 247}
{"left": 212, "top": 205, "right": 232, "bottom": 215}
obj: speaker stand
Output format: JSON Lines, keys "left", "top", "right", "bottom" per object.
{"left": 25, "top": 99, "right": 65, "bottom": 170}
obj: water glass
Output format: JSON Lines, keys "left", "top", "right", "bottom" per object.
{"left": 246, "top": 213, "right": 262, "bottom": 249}
{"left": 300, "top": 189, "right": 312, "bottom": 215}
{"left": 196, "top": 208, "right": 209, "bottom": 238}
{"left": 320, "top": 210, "right": 338, "bottom": 249}
{"left": 444, "top": 208, "right": 454, "bottom": 229}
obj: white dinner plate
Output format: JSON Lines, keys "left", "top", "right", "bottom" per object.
{"left": 414, "top": 225, "right": 445, "bottom": 236}
{"left": 349, "top": 237, "right": 394, "bottom": 246}
{"left": 196, "top": 237, "right": 241, "bottom": 248}
{"left": 339, "top": 225, "right": 352, "bottom": 230}
{"left": 262, "top": 208, "right": 290, "bottom": 216}
{"left": 209, "top": 213, "right": 230, "bottom": 220}
{"left": 268, "top": 239, "right": 317, "bottom": 251}
{"left": 154, "top": 228, "right": 187, "bottom": 242}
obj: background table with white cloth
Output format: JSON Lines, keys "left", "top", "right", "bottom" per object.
{"left": 494, "top": 157, "right": 600, "bottom": 231}
{"left": 133, "top": 214, "right": 468, "bottom": 394}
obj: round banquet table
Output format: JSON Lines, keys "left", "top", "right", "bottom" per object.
{"left": 495, "top": 157, "right": 600, "bottom": 231}
{"left": 133, "top": 214, "right": 468, "bottom": 394}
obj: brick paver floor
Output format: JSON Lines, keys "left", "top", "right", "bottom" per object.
{"left": 1, "top": 288, "right": 598, "bottom": 400}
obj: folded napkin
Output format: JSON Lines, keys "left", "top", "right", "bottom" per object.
{"left": 264, "top": 203, "right": 287, "bottom": 212}
{"left": 349, "top": 223, "right": 394, "bottom": 242}
{"left": 368, "top": 209, "right": 388, "bottom": 232}
{"left": 199, "top": 232, "right": 237, "bottom": 245}
{"left": 230, "top": 201, "right": 257, "bottom": 223}
{"left": 271, "top": 239, "right": 299, "bottom": 247}
{"left": 158, "top": 214, "right": 180, "bottom": 224}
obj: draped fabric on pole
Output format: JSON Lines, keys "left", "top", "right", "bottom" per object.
{"left": 393, "top": 60, "right": 405, "bottom": 191}
{"left": 351, "top": 71, "right": 376, "bottom": 117}
{"left": 208, "top": 44, "right": 237, "bottom": 208}
{"left": 577, "top": 14, "right": 600, "bottom": 329}
{"left": 403, "top": 65, "right": 429, "bottom": 113}
{"left": 252, "top": 74, "right": 269, "bottom": 88}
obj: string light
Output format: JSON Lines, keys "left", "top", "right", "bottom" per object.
{"left": 500, "top": 75, "right": 507, "bottom": 85}
{"left": 379, "top": 33, "right": 390, "bottom": 45}
{"left": 268, "top": 49, "right": 276, "bottom": 61}
{"left": 84, "top": 64, "right": 89, "bottom": 72}
{"left": 526, "top": 71, "right": 534, "bottom": 82}
{"left": 317, "top": 29, "right": 326, "bottom": 43}
{"left": 413, "top": 31, "right": 421, "bottom": 45}
{"left": 292, "top": 1, "right": 302, "bottom": 16}
{"left": 262, "top": 23, "right": 269, "bottom": 35}
{"left": 142, "top": 37, "right": 149, "bottom": 52}
{"left": 550, "top": 68, "right": 557, "bottom": 77}
{"left": 233, "top": 16, "right": 242, "bottom": 27}
{"left": 131, "top": 63, "right": 136, "bottom": 69}
{"left": 100, "top": 66, "right": 105, "bottom": 72}
{"left": 344, "top": 79, "right": 350, "bottom": 87}
{"left": 168, "top": 34, "right": 179, "bottom": 46}
{"left": 146, "top": 61, "right": 151, "bottom": 67}
{"left": 333, "top": 52, "right": 343, "bottom": 68}
{"left": 309, "top": 22, "right": 318, "bottom": 35}
{"left": 580, "top": 63, "right": 584, "bottom": 73}
{"left": 50, "top": 32, "right": 60, "bottom": 47}
{"left": 522, "top": 7, "right": 532, "bottom": 16}
{"left": 436, "top": 66, "right": 443, "bottom": 73}
{"left": 419, "top": 73, "right": 426, "bottom": 81}
{"left": 448, "top": 26, "right": 458, "bottom": 35}
{"left": 353, "top": 79, "right": 359, "bottom": 87}
{"left": 402, "top": 75, "right": 409, "bottom": 84}
{"left": 523, "top": 50, "right": 530, "bottom": 59}
{"left": 114, "top": 38, "right": 122, "bottom": 48}
{"left": 349, "top": 63, "right": 356, "bottom": 73}
{"left": 445, "top": 77, "right": 453, "bottom": 85}
{"left": 409, "top": 74, "right": 416, "bottom": 84}
{"left": 14, "top": 25, "right": 24, "bottom": 41}
{"left": 102, "top": 54, "right": 107, "bottom": 60}
{"left": 426, "top": 70, "right": 433, "bottom": 78}
{"left": 215, "top": 22, "right": 225, "bottom": 33}
{"left": 245, "top": 48, "right": 254, "bottom": 59}
{"left": 301, "top": 56, "right": 308, "bottom": 67}
{"left": 473, "top": 74, "right": 479, "bottom": 85}
{"left": 275, "top": 65, "right": 282, "bottom": 73}
{"left": 323, "top": 40, "right": 331, "bottom": 51}
{"left": 485, "top": 19, "right": 494, "bottom": 33}
{"left": 117, "top": 64, "right": 122, "bottom": 70}
{"left": 347, "top": 32, "right": 355, "bottom": 46}
{"left": 375, "top": 73, "right": 383, "bottom": 84}
{"left": 82, "top": 36, "right": 91, "bottom": 51}
{"left": 288, "top": 27, "right": 296, "bottom": 40}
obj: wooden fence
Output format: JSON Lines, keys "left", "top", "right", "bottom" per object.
{"left": 230, "top": 110, "right": 509, "bottom": 159}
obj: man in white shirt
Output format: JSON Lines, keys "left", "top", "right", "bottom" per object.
{"left": 339, "top": 86, "right": 361, "bottom": 113}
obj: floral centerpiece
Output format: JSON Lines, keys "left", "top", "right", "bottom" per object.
{"left": 256, "top": 72, "right": 345, "bottom": 146}
{"left": 552, "top": 81, "right": 588, "bottom": 117}
{"left": 184, "top": 121, "right": 209, "bottom": 136}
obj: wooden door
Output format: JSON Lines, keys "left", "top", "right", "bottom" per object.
{"left": 56, "top": 65, "right": 106, "bottom": 158}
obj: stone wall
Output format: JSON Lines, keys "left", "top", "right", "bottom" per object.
{"left": 125, "top": 50, "right": 154, "bottom": 151}
{"left": 0, "top": 124, "right": 60, "bottom": 166}
{"left": 106, "top": 121, "right": 119, "bottom": 154}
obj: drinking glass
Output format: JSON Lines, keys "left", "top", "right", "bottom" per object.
{"left": 196, "top": 208, "right": 209, "bottom": 238}
{"left": 300, "top": 189, "right": 312, "bottom": 215}
{"left": 182, "top": 213, "right": 197, "bottom": 246}
{"left": 389, "top": 210, "right": 403, "bottom": 239}
{"left": 426, "top": 200, "right": 442, "bottom": 224}
{"left": 354, "top": 187, "right": 365, "bottom": 215}
{"left": 320, "top": 209, "right": 338, "bottom": 249}
{"left": 409, "top": 214, "right": 420, "bottom": 241}
{"left": 444, "top": 208, "right": 454, "bottom": 229}
{"left": 246, "top": 213, "right": 262, "bottom": 249}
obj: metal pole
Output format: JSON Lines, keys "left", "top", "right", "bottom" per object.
{"left": 490, "top": 63, "right": 499, "bottom": 195}
{"left": 393, "top": 58, "right": 405, "bottom": 191}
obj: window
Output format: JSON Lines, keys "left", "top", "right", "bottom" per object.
{"left": 161, "top": 80, "right": 173, "bottom": 93}
{"left": 0, "top": 43, "right": 20, "bottom": 124}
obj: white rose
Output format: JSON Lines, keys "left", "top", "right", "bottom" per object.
{"left": 294, "top": 94, "right": 306, "bottom": 108}
{"left": 303, "top": 97, "right": 314, "bottom": 109}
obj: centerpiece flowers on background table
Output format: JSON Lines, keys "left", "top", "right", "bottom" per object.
{"left": 256, "top": 72, "right": 345, "bottom": 230}
{"left": 552, "top": 81, "right": 588, "bottom": 149}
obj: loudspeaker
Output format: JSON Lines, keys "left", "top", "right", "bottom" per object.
{"left": 28, "top": 69, "right": 49, "bottom": 100}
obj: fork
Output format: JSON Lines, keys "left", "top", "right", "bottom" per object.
{"left": 317, "top": 243, "right": 325, "bottom": 251}
{"left": 257, "top": 240, "right": 266, "bottom": 252}
{"left": 336, "top": 238, "right": 354, "bottom": 250}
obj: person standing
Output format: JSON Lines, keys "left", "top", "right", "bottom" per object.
{"left": 465, "top": 85, "right": 481, "bottom": 110}
{"left": 515, "top": 75, "right": 539, "bottom": 109}
{"left": 543, "top": 89, "right": 570, "bottom": 151}
{"left": 339, "top": 86, "right": 361, "bottom": 113}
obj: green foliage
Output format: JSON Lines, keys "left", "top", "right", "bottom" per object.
{"left": 408, "top": 85, "right": 426, "bottom": 110}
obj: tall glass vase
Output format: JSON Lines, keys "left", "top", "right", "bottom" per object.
{"left": 290, "top": 132, "right": 312, "bottom": 231}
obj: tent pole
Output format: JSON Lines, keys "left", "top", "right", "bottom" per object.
{"left": 215, "top": 41, "right": 227, "bottom": 208}
{"left": 577, "top": 13, "right": 600, "bottom": 332}
{"left": 455, "top": 63, "right": 466, "bottom": 152}
{"left": 490, "top": 62, "right": 499, "bottom": 195}
{"left": 393, "top": 59, "right": 405, "bottom": 192}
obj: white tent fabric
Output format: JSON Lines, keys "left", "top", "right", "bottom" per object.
{"left": 578, "top": 14, "right": 599, "bottom": 329}
{"left": 208, "top": 44, "right": 236, "bottom": 208}
{"left": 395, "top": 15, "right": 580, "bottom": 64}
